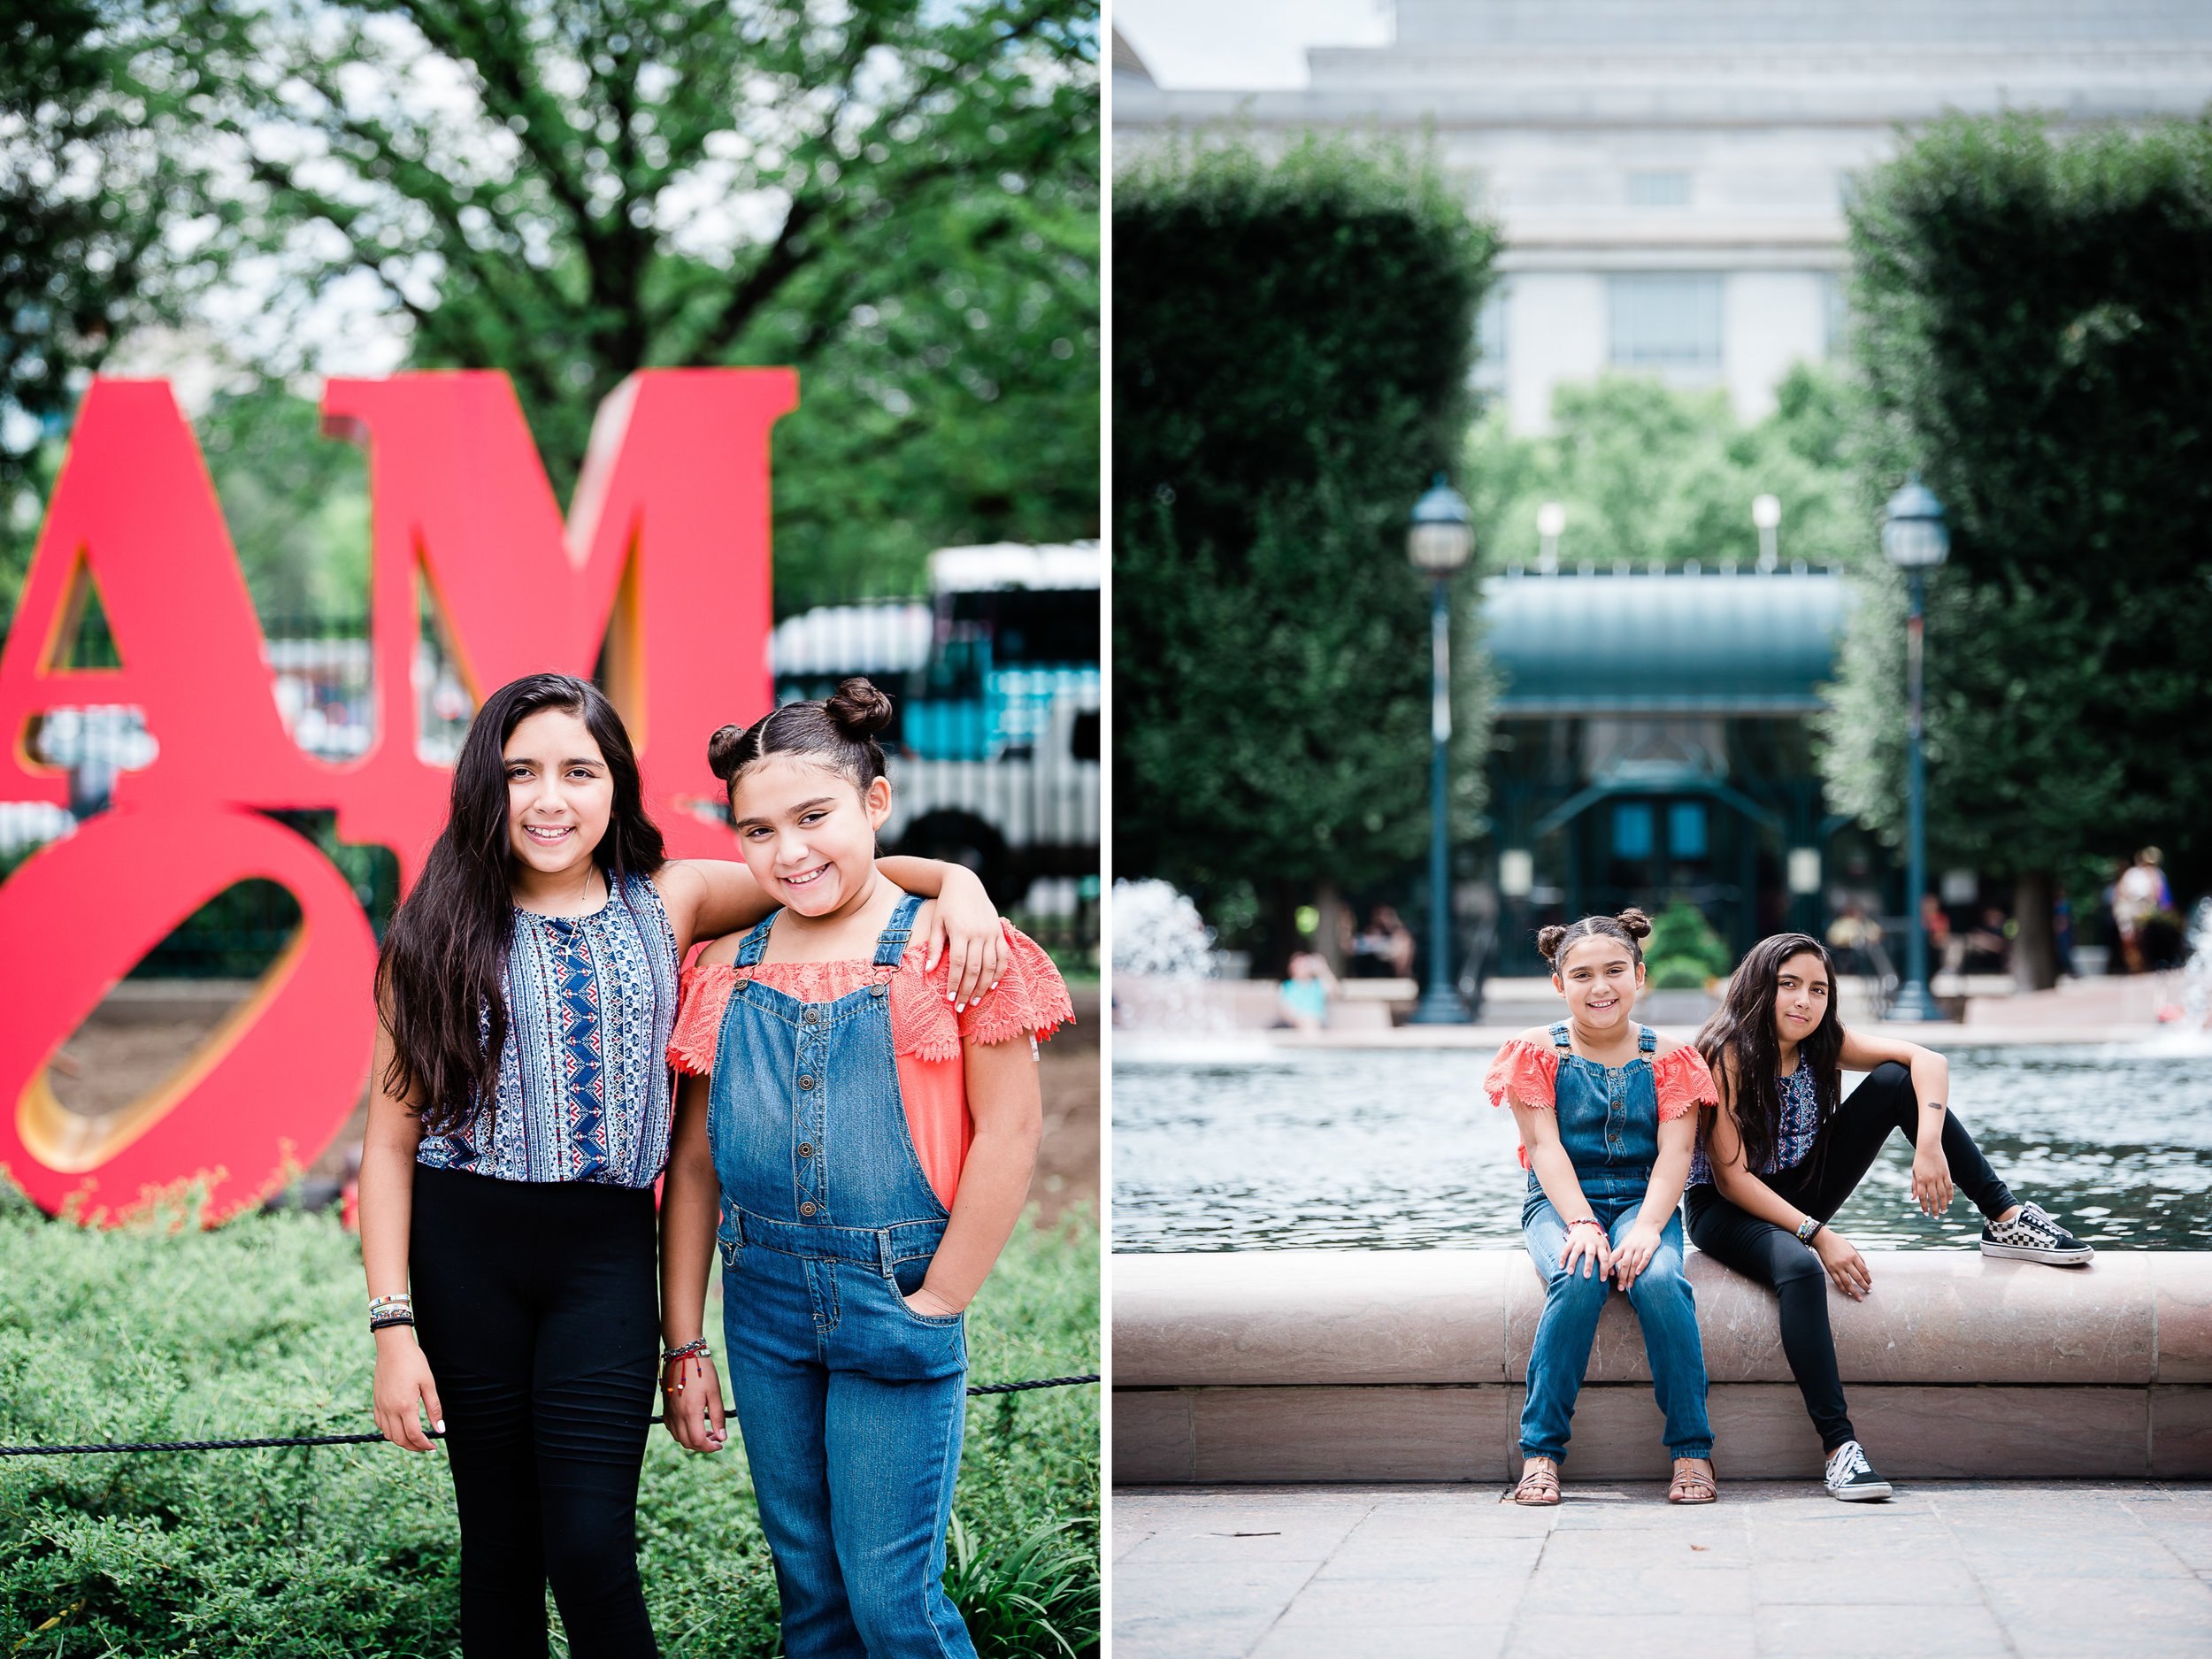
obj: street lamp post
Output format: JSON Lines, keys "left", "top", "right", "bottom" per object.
{"left": 1882, "top": 473, "right": 1951, "bottom": 1023}
{"left": 1408, "top": 474, "right": 1474, "bottom": 1025}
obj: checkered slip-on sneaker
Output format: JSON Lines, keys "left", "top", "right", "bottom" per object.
{"left": 1824, "top": 1440, "right": 1893, "bottom": 1502}
{"left": 1980, "top": 1200, "right": 2094, "bottom": 1265}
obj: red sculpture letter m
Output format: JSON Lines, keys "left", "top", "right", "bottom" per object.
{"left": 0, "top": 369, "right": 798, "bottom": 1219}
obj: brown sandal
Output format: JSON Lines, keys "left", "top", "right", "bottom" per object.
{"left": 1514, "top": 1455, "right": 1562, "bottom": 1506}
{"left": 1668, "top": 1457, "right": 1717, "bottom": 1504}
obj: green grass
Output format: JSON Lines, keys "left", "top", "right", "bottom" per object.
{"left": 0, "top": 1179, "right": 1098, "bottom": 1657}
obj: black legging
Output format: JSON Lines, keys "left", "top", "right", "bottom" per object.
{"left": 1683, "top": 1061, "right": 2017, "bottom": 1453}
{"left": 411, "top": 1164, "right": 662, "bottom": 1658}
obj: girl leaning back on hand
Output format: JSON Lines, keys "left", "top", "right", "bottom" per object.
{"left": 1686, "top": 932, "right": 2092, "bottom": 1502}
{"left": 358, "top": 672, "right": 1005, "bottom": 1658}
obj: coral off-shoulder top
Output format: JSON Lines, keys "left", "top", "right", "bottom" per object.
{"left": 1479, "top": 1033, "right": 1719, "bottom": 1169}
{"left": 667, "top": 920, "right": 1074, "bottom": 1209}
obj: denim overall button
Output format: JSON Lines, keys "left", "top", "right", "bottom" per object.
{"left": 799, "top": 1074, "right": 817, "bottom": 1090}
{"left": 803, "top": 1008, "right": 820, "bottom": 1025}
{"left": 800, "top": 1201, "right": 818, "bottom": 1217}
{"left": 798, "top": 1142, "right": 817, "bottom": 1158}
{"left": 869, "top": 981, "right": 887, "bottom": 998}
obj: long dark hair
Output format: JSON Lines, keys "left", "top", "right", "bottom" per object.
{"left": 1694, "top": 932, "right": 1844, "bottom": 1172}
{"left": 376, "top": 673, "right": 665, "bottom": 1133}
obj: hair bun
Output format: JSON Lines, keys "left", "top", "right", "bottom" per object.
{"left": 706, "top": 722, "right": 749, "bottom": 783}
{"left": 1534, "top": 924, "right": 1569, "bottom": 963}
{"left": 1615, "top": 907, "right": 1653, "bottom": 940}
{"left": 826, "top": 677, "right": 895, "bottom": 740}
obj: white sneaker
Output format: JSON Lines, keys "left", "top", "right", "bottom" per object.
{"left": 1824, "top": 1440, "right": 1893, "bottom": 1502}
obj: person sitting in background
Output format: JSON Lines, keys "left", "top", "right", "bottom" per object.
{"left": 1924, "top": 894, "right": 1962, "bottom": 976}
{"left": 2115, "top": 849, "right": 2167, "bottom": 972}
{"left": 1961, "top": 907, "right": 2011, "bottom": 974}
{"left": 1276, "top": 945, "right": 1339, "bottom": 1031}
{"left": 1354, "top": 905, "right": 1416, "bottom": 979}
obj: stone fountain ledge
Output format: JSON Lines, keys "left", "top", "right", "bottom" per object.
{"left": 1113, "top": 1249, "right": 2212, "bottom": 1482}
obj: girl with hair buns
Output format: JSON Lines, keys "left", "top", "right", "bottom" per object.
{"left": 1481, "top": 909, "right": 1721, "bottom": 1506}
{"left": 361, "top": 672, "right": 1004, "bottom": 1656}
{"left": 657, "top": 677, "right": 1072, "bottom": 1659}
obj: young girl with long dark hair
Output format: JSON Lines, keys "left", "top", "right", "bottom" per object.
{"left": 359, "top": 672, "right": 1004, "bottom": 1657}
{"left": 1482, "top": 910, "right": 1721, "bottom": 1507}
{"left": 1687, "top": 932, "right": 2091, "bottom": 1502}
{"left": 657, "top": 678, "right": 1071, "bottom": 1659}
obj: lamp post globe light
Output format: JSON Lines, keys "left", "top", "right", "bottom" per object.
{"left": 1882, "top": 473, "right": 1951, "bottom": 1023}
{"left": 1408, "top": 474, "right": 1474, "bottom": 1025}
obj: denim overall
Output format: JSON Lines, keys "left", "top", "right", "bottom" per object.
{"left": 1518, "top": 1021, "right": 1712, "bottom": 1464}
{"left": 708, "top": 894, "right": 977, "bottom": 1659}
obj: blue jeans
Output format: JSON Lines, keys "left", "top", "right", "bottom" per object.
{"left": 1520, "top": 1170, "right": 1712, "bottom": 1463}
{"left": 720, "top": 1236, "right": 971, "bottom": 1659}
{"left": 709, "top": 894, "right": 977, "bottom": 1659}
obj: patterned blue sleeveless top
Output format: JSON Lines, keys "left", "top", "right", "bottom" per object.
{"left": 1687, "top": 1058, "right": 1820, "bottom": 1187}
{"left": 416, "top": 870, "right": 680, "bottom": 1187}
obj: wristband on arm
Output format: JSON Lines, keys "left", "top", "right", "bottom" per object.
{"left": 1795, "top": 1214, "right": 1823, "bottom": 1245}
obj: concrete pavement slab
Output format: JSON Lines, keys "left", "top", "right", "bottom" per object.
{"left": 1113, "top": 1481, "right": 2212, "bottom": 1655}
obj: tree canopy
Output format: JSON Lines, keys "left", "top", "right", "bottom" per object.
{"left": 4, "top": 0, "right": 1099, "bottom": 618}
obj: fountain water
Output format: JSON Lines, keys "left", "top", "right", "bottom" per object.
{"left": 2141, "top": 896, "right": 2212, "bottom": 1055}
{"left": 1110, "top": 879, "right": 1274, "bottom": 1058}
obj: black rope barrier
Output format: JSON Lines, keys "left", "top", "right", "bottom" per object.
{"left": 0, "top": 1373, "right": 1100, "bottom": 1458}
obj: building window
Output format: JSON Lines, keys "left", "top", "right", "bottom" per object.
{"left": 1667, "top": 800, "right": 1709, "bottom": 861}
{"left": 1627, "top": 170, "right": 1690, "bottom": 208}
{"left": 1820, "top": 272, "right": 1848, "bottom": 359}
{"left": 1472, "top": 281, "right": 1509, "bottom": 392}
{"left": 1608, "top": 273, "right": 1723, "bottom": 376}
{"left": 1612, "top": 801, "right": 1655, "bottom": 861}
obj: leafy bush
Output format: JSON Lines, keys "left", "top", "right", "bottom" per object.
{"left": 1643, "top": 901, "right": 1732, "bottom": 991}
{"left": 0, "top": 1183, "right": 1097, "bottom": 1657}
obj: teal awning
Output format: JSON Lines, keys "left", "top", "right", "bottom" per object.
{"left": 1479, "top": 570, "right": 1848, "bottom": 714}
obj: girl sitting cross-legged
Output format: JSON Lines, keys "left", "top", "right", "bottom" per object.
{"left": 1482, "top": 909, "right": 1721, "bottom": 1507}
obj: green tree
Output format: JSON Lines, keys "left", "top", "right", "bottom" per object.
{"left": 1822, "top": 114, "right": 2212, "bottom": 987}
{"left": 1463, "top": 365, "right": 1863, "bottom": 575}
{"left": 0, "top": 0, "right": 191, "bottom": 614}
{"left": 1113, "top": 134, "right": 1498, "bottom": 965}
{"left": 7, "top": 1, "right": 1097, "bottom": 620}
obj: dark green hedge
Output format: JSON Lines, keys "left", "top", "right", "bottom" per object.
{"left": 0, "top": 1187, "right": 1097, "bottom": 1656}
{"left": 1824, "top": 114, "right": 2212, "bottom": 914}
{"left": 1112, "top": 136, "right": 1498, "bottom": 945}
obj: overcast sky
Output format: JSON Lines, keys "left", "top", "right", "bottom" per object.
{"left": 1114, "top": 0, "right": 1393, "bottom": 90}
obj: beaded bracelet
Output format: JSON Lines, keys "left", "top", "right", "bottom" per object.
{"left": 369, "top": 1313, "right": 417, "bottom": 1333}
{"left": 661, "top": 1339, "right": 711, "bottom": 1399}
{"left": 1565, "top": 1217, "right": 1606, "bottom": 1235}
{"left": 369, "top": 1294, "right": 413, "bottom": 1317}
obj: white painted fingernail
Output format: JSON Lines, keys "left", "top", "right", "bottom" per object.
{"left": 434, "top": 1419, "right": 446, "bottom": 1434}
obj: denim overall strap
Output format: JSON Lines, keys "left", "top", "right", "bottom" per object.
{"left": 874, "top": 891, "right": 925, "bottom": 967}
{"left": 734, "top": 909, "right": 780, "bottom": 968}
{"left": 1638, "top": 1025, "right": 1656, "bottom": 1053}
{"left": 1550, "top": 1021, "right": 1571, "bottom": 1050}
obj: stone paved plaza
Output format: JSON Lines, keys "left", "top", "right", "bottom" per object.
{"left": 1113, "top": 1480, "right": 2212, "bottom": 1658}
